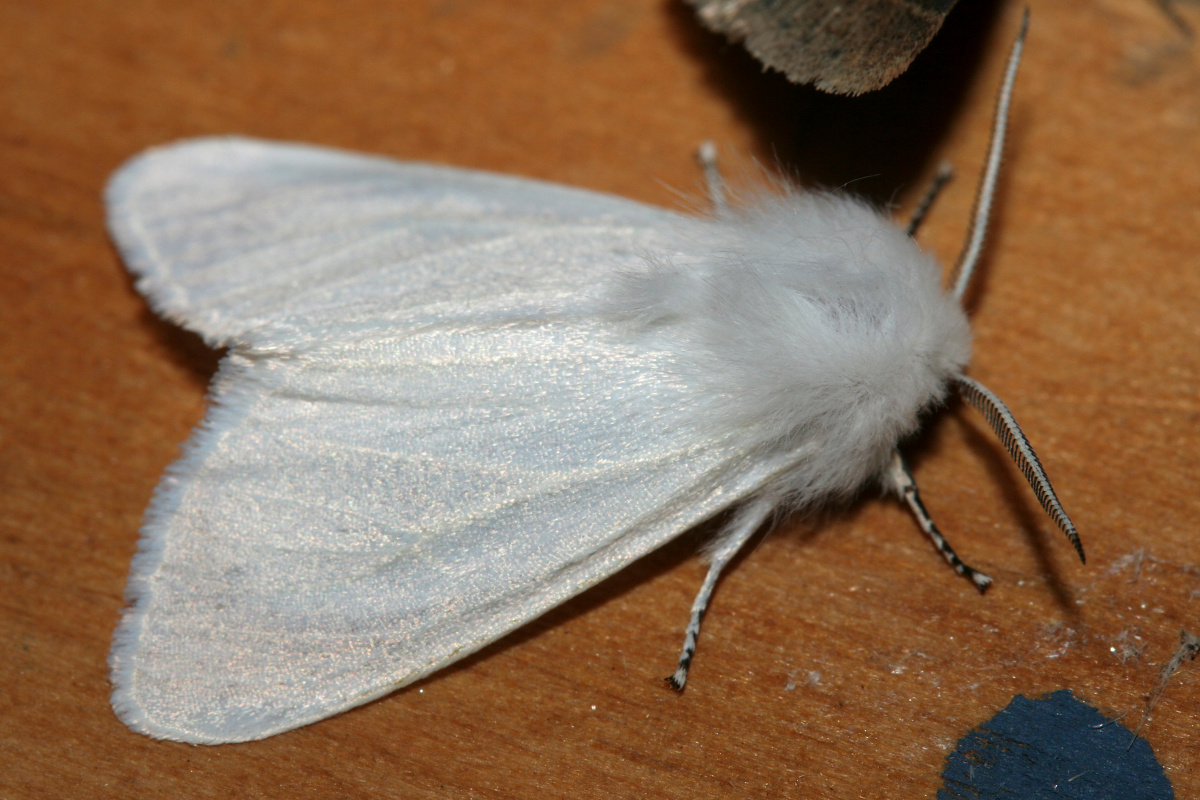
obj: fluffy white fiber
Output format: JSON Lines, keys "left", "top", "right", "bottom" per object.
{"left": 609, "top": 188, "right": 971, "bottom": 508}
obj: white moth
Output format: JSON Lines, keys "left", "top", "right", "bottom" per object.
{"left": 107, "top": 16, "right": 1081, "bottom": 744}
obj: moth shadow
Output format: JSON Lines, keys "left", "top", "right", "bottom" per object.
{"left": 133, "top": 301, "right": 222, "bottom": 392}
{"left": 664, "top": 0, "right": 1006, "bottom": 205}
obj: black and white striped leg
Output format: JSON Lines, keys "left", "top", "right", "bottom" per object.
{"left": 696, "top": 141, "right": 728, "bottom": 216}
{"left": 668, "top": 496, "right": 774, "bottom": 690}
{"left": 885, "top": 450, "right": 993, "bottom": 593}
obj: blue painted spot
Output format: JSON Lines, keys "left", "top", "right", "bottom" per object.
{"left": 938, "top": 689, "right": 1173, "bottom": 799}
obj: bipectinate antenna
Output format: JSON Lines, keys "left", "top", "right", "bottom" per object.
{"left": 948, "top": 9, "right": 1027, "bottom": 302}
{"left": 955, "top": 375, "right": 1085, "bottom": 562}
{"left": 891, "top": 10, "right": 1083, "bottom": 582}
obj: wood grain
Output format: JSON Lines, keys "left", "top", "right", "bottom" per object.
{"left": 2, "top": 0, "right": 1197, "bottom": 797}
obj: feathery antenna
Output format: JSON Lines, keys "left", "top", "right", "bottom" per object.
{"left": 955, "top": 374, "right": 1085, "bottom": 563}
{"left": 949, "top": 9, "right": 1028, "bottom": 301}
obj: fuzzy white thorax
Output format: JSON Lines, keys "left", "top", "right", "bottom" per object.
{"left": 610, "top": 188, "right": 971, "bottom": 508}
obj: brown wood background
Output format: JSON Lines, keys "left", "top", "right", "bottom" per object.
{"left": 2, "top": 0, "right": 1198, "bottom": 797}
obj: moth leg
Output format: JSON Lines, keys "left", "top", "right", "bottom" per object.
{"left": 695, "top": 141, "right": 728, "bottom": 216}
{"left": 885, "top": 450, "right": 993, "bottom": 593}
{"left": 905, "top": 161, "right": 954, "bottom": 238}
{"left": 668, "top": 496, "right": 774, "bottom": 690}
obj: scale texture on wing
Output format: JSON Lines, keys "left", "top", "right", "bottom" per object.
{"left": 106, "top": 139, "right": 790, "bottom": 743}
{"left": 106, "top": 137, "right": 680, "bottom": 346}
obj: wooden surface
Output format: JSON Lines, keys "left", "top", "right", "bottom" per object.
{"left": 2, "top": 0, "right": 1198, "bottom": 796}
